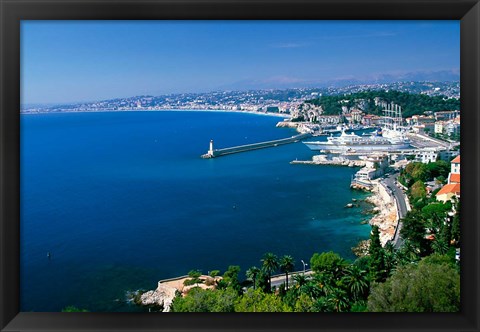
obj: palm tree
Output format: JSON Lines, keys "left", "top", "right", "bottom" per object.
{"left": 326, "top": 288, "right": 350, "bottom": 312}
{"left": 245, "top": 266, "right": 261, "bottom": 290}
{"left": 342, "top": 265, "right": 369, "bottom": 302}
{"left": 291, "top": 273, "right": 311, "bottom": 297}
{"left": 292, "top": 273, "right": 309, "bottom": 288}
{"left": 383, "top": 242, "right": 397, "bottom": 277}
{"left": 261, "top": 252, "right": 279, "bottom": 291}
{"left": 279, "top": 255, "right": 295, "bottom": 290}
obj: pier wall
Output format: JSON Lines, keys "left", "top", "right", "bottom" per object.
{"left": 202, "top": 133, "right": 311, "bottom": 158}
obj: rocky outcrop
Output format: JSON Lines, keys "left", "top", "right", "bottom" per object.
{"left": 139, "top": 275, "right": 221, "bottom": 312}
{"left": 366, "top": 181, "right": 398, "bottom": 246}
{"left": 140, "top": 282, "right": 178, "bottom": 312}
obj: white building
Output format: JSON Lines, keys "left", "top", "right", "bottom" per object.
{"left": 434, "top": 121, "right": 445, "bottom": 134}
{"left": 445, "top": 122, "right": 460, "bottom": 136}
{"left": 451, "top": 155, "right": 460, "bottom": 174}
{"left": 354, "top": 155, "right": 389, "bottom": 181}
{"left": 414, "top": 149, "right": 438, "bottom": 163}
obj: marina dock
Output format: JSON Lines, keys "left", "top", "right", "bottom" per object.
{"left": 201, "top": 133, "right": 312, "bottom": 158}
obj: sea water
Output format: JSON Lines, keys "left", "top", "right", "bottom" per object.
{"left": 20, "top": 110, "right": 371, "bottom": 312}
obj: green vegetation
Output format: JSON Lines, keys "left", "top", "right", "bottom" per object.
{"left": 61, "top": 306, "right": 89, "bottom": 312}
{"left": 171, "top": 287, "right": 238, "bottom": 312}
{"left": 261, "top": 252, "right": 279, "bottom": 291}
{"left": 398, "top": 160, "right": 460, "bottom": 255}
{"left": 304, "top": 90, "right": 459, "bottom": 118}
{"left": 184, "top": 269, "right": 203, "bottom": 286}
{"left": 169, "top": 233, "right": 459, "bottom": 312}
{"left": 367, "top": 254, "right": 460, "bottom": 312}
{"left": 279, "top": 255, "right": 295, "bottom": 290}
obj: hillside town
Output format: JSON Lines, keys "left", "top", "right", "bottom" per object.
{"left": 21, "top": 81, "right": 459, "bottom": 114}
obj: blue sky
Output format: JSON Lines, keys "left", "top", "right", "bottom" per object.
{"left": 21, "top": 20, "right": 460, "bottom": 104}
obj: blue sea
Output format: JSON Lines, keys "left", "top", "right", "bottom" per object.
{"left": 20, "top": 110, "right": 371, "bottom": 312}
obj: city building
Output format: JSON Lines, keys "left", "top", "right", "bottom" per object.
{"left": 436, "top": 155, "right": 461, "bottom": 203}
{"left": 444, "top": 122, "right": 460, "bottom": 136}
{"left": 350, "top": 109, "right": 363, "bottom": 123}
{"left": 353, "top": 155, "right": 389, "bottom": 181}
{"left": 414, "top": 149, "right": 438, "bottom": 163}
{"left": 451, "top": 155, "right": 460, "bottom": 174}
{"left": 434, "top": 121, "right": 445, "bottom": 134}
{"left": 317, "top": 115, "right": 341, "bottom": 124}
{"left": 438, "top": 150, "right": 459, "bottom": 161}
{"left": 436, "top": 183, "right": 461, "bottom": 203}
{"left": 434, "top": 110, "right": 460, "bottom": 121}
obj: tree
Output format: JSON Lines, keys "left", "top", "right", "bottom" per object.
{"left": 342, "top": 264, "right": 370, "bottom": 302}
{"left": 279, "top": 255, "right": 295, "bottom": 290}
{"left": 310, "top": 251, "right": 347, "bottom": 278}
{"left": 383, "top": 242, "right": 397, "bottom": 277}
{"left": 171, "top": 288, "right": 237, "bottom": 312}
{"left": 294, "top": 293, "right": 315, "bottom": 312}
{"left": 451, "top": 201, "right": 460, "bottom": 245}
{"left": 185, "top": 269, "right": 203, "bottom": 286}
{"left": 395, "top": 239, "right": 421, "bottom": 266}
{"left": 234, "top": 288, "right": 291, "bottom": 312}
{"left": 410, "top": 180, "right": 427, "bottom": 201}
{"left": 400, "top": 210, "right": 428, "bottom": 255}
{"left": 188, "top": 269, "right": 202, "bottom": 278}
{"left": 291, "top": 273, "right": 310, "bottom": 297}
{"left": 209, "top": 270, "right": 220, "bottom": 278}
{"left": 245, "top": 266, "right": 261, "bottom": 290}
{"left": 223, "top": 265, "right": 241, "bottom": 293}
{"left": 411, "top": 164, "right": 429, "bottom": 182}
{"left": 421, "top": 202, "right": 451, "bottom": 220}
{"left": 368, "top": 226, "right": 386, "bottom": 281}
{"left": 255, "top": 269, "right": 271, "bottom": 293}
{"left": 261, "top": 252, "right": 279, "bottom": 291}
{"left": 367, "top": 256, "right": 460, "bottom": 312}
{"left": 326, "top": 287, "right": 350, "bottom": 312}
{"left": 426, "top": 160, "right": 450, "bottom": 179}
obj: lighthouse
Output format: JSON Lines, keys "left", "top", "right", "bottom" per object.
{"left": 208, "top": 139, "right": 214, "bottom": 156}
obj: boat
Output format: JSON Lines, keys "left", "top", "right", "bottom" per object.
{"left": 303, "top": 130, "right": 410, "bottom": 152}
{"left": 303, "top": 103, "right": 411, "bottom": 152}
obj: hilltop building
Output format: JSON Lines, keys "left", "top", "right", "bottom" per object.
{"left": 436, "top": 155, "right": 461, "bottom": 203}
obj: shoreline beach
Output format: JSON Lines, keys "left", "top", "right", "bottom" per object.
{"left": 20, "top": 108, "right": 292, "bottom": 119}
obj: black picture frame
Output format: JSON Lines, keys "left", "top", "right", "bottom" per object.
{"left": 1, "top": 0, "right": 479, "bottom": 331}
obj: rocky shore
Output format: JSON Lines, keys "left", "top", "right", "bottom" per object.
{"left": 365, "top": 180, "right": 398, "bottom": 246}
{"left": 291, "top": 155, "right": 366, "bottom": 167}
{"left": 138, "top": 275, "right": 221, "bottom": 312}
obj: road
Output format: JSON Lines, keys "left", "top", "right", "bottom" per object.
{"left": 381, "top": 173, "right": 409, "bottom": 248}
{"left": 270, "top": 270, "right": 313, "bottom": 290}
{"left": 407, "top": 133, "right": 454, "bottom": 149}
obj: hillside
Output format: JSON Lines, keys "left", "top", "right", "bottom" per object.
{"left": 304, "top": 90, "right": 460, "bottom": 118}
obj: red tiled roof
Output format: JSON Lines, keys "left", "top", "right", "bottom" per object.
{"left": 436, "top": 183, "right": 461, "bottom": 196}
{"left": 449, "top": 173, "right": 460, "bottom": 183}
{"left": 451, "top": 155, "right": 460, "bottom": 164}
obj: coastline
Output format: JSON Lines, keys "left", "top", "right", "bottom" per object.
{"left": 365, "top": 180, "right": 398, "bottom": 246}
{"left": 20, "top": 108, "right": 292, "bottom": 119}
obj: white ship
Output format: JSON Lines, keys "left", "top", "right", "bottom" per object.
{"left": 303, "top": 103, "right": 411, "bottom": 152}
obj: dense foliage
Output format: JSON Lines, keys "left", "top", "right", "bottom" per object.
{"left": 305, "top": 90, "right": 459, "bottom": 117}
{"left": 367, "top": 255, "right": 460, "bottom": 312}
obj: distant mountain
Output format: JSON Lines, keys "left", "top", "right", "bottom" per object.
{"left": 367, "top": 69, "right": 460, "bottom": 84}
{"left": 220, "top": 69, "right": 460, "bottom": 91}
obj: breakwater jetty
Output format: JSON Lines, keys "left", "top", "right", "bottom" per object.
{"left": 201, "top": 133, "right": 312, "bottom": 158}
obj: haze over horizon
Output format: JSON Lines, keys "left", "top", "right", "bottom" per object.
{"left": 21, "top": 20, "right": 459, "bottom": 105}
